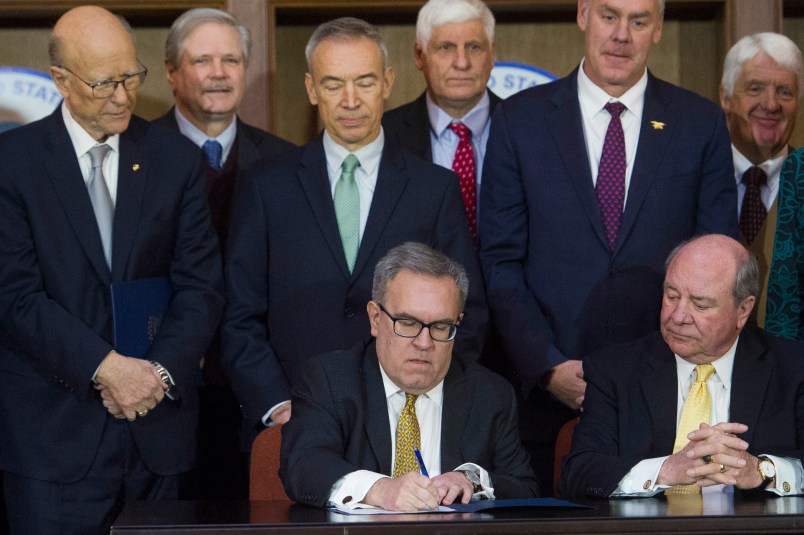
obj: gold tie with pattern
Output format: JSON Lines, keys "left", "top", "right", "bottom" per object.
{"left": 667, "top": 364, "right": 716, "bottom": 495}
{"left": 392, "top": 393, "right": 421, "bottom": 478}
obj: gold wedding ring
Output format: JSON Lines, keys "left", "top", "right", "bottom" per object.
{"left": 136, "top": 409, "right": 148, "bottom": 417}
{"left": 719, "top": 464, "right": 726, "bottom": 473}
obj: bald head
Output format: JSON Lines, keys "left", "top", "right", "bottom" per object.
{"left": 49, "top": 6, "right": 141, "bottom": 141}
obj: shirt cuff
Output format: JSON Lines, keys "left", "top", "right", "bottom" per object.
{"left": 454, "top": 462, "right": 495, "bottom": 500}
{"left": 328, "top": 470, "right": 388, "bottom": 509}
{"left": 762, "top": 455, "right": 804, "bottom": 496}
{"left": 610, "top": 456, "right": 670, "bottom": 497}
{"left": 262, "top": 400, "right": 290, "bottom": 427}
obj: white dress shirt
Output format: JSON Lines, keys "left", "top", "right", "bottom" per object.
{"left": 62, "top": 104, "right": 120, "bottom": 206}
{"left": 577, "top": 59, "right": 647, "bottom": 208}
{"left": 328, "top": 364, "right": 493, "bottom": 509}
{"left": 173, "top": 107, "right": 237, "bottom": 166}
{"left": 612, "top": 337, "right": 804, "bottom": 497}
{"left": 733, "top": 146, "right": 788, "bottom": 216}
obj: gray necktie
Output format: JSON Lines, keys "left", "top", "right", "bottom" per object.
{"left": 87, "top": 144, "right": 114, "bottom": 269}
{"left": 334, "top": 154, "right": 361, "bottom": 272}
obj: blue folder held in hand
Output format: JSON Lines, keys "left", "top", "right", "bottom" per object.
{"left": 111, "top": 277, "right": 171, "bottom": 358}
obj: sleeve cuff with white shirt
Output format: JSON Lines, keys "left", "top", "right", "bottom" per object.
{"left": 763, "top": 455, "right": 804, "bottom": 496}
{"left": 610, "top": 456, "right": 670, "bottom": 497}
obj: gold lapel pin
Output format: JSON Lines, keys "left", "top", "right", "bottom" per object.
{"left": 651, "top": 121, "right": 665, "bottom": 130}
{"left": 132, "top": 164, "right": 140, "bottom": 171}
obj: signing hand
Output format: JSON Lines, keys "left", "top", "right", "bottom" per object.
{"left": 363, "top": 472, "right": 440, "bottom": 512}
{"left": 431, "top": 471, "right": 474, "bottom": 505}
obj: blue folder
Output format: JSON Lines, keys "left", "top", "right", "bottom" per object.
{"left": 111, "top": 277, "right": 171, "bottom": 358}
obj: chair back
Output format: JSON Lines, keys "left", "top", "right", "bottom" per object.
{"left": 250, "top": 425, "right": 291, "bottom": 501}
{"left": 553, "top": 417, "right": 580, "bottom": 497}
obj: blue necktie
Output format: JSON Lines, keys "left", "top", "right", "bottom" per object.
{"left": 203, "top": 139, "right": 222, "bottom": 170}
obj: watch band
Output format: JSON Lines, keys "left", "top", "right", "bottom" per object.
{"left": 150, "top": 361, "right": 180, "bottom": 402}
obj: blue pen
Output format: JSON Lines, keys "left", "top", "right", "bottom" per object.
{"left": 414, "top": 448, "right": 429, "bottom": 477}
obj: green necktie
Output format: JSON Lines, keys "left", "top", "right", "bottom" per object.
{"left": 334, "top": 154, "right": 360, "bottom": 272}
{"left": 393, "top": 393, "right": 421, "bottom": 478}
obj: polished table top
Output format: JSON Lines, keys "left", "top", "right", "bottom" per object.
{"left": 112, "top": 494, "right": 804, "bottom": 534}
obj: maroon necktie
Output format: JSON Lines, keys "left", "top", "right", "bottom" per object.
{"left": 449, "top": 122, "right": 477, "bottom": 245}
{"left": 739, "top": 166, "right": 768, "bottom": 245}
{"left": 595, "top": 102, "right": 627, "bottom": 251}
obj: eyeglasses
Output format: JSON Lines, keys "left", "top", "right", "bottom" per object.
{"left": 377, "top": 303, "right": 458, "bottom": 342}
{"left": 59, "top": 61, "right": 148, "bottom": 99}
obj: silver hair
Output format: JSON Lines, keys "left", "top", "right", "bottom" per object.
{"left": 305, "top": 17, "right": 388, "bottom": 74}
{"left": 165, "top": 8, "right": 252, "bottom": 67}
{"left": 584, "top": 0, "right": 665, "bottom": 17}
{"left": 721, "top": 32, "right": 803, "bottom": 98}
{"left": 372, "top": 242, "right": 469, "bottom": 311}
{"left": 664, "top": 236, "right": 759, "bottom": 305}
{"left": 415, "top": 0, "right": 495, "bottom": 49}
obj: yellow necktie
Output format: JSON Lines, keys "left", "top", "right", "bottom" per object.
{"left": 393, "top": 393, "right": 421, "bottom": 478}
{"left": 667, "top": 364, "right": 715, "bottom": 495}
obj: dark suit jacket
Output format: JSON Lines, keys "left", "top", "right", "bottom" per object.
{"left": 480, "top": 68, "right": 739, "bottom": 399}
{"left": 0, "top": 108, "right": 224, "bottom": 482}
{"left": 279, "top": 340, "right": 540, "bottom": 506}
{"left": 560, "top": 327, "right": 804, "bottom": 499}
{"left": 221, "top": 135, "right": 488, "bottom": 438}
{"left": 152, "top": 108, "right": 295, "bottom": 176}
{"left": 382, "top": 90, "right": 503, "bottom": 162}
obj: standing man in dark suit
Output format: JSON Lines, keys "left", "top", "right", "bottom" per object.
{"left": 561, "top": 234, "right": 804, "bottom": 499}
{"left": 480, "top": 0, "right": 739, "bottom": 494}
{"left": 280, "top": 242, "right": 538, "bottom": 510}
{"left": 0, "top": 6, "right": 223, "bottom": 534}
{"left": 222, "top": 18, "right": 486, "bottom": 441}
{"left": 718, "top": 33, "right": 802, "bottom": 329}
{"left": 383, "top": 0, "right": 499, "bottom": 243}
{"left": 154, "top": 7, "right": 294, "bottom": 500}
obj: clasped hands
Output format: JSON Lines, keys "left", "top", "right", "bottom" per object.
{"left": 93, "top": 350, "right": 169, "bottom": 421}
{"left": 657, "top": 422, "right": 765, "bottom": 489}
{"left": 363, "top": 471, "right": 476, "bottom": 512}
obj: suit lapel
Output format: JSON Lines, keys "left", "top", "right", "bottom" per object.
{"left": 364, "top": 344, "right": 394, "bottom": 475}
{"left": 729, "top": 329, "right": 771, "bottom": 445}
{"left": 640, "top": 336, "right": 679, "bottom": 454}
{"left": 402, "top": 93, "right": 433, "bottom": 161}
{"left": 440, "top": 361, "right": 472, "bottom": 471}
{"left": 616, "top": 73, "right": 672, "bottom": 252}
{"left": 351, "top": 142, "right": 408, "bottom": 280}
{"left": 111, "top": 120, "right": 148, "bottom": 280}
{"left": 546, "top": 70, "right": 609, "bottom": 249}
{"left": 296, "top": 137, "right": 352, "bottom": 278}
{"left": 44, "top": 109, "right": 110, "bottom": 281}
{"left": 235, "top": 118, "right": 261, "bottom": 168}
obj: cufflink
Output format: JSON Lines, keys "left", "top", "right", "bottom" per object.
{"left": 783, "top": 482, "right": 791, "bottom": 493}
{"left": 342, "top": 496, "right": 352, "bottom": 504}
{"left": 643, "top": 480, "right": 652, "bottom": 490}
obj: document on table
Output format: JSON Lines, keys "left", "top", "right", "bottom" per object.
{"left": 329, "top": 498, "right": 585, "bottom": 515}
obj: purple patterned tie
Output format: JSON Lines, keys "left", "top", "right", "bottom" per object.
{"left": 595, "top": 102, "right": 627, "bottom": 251}
{"left": 739, "top": 166, "right": 768, "bottom": 245}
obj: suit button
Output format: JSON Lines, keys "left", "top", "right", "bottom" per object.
{"left": 344, "top": 307, "right": 355, "bottom": 318}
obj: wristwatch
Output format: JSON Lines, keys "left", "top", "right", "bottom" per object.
{"left": 758, "top": 456, "right": 776, "bottom": 489}
{"left": 456, "top": 470, "right": 482, "bottom": 494}
{"left": 150, "top": 361, "right": 180, "bottom": 402}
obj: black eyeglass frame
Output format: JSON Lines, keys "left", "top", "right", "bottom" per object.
{"left": 376, "top": 303, "right": 459, "bottom": 342}
{"left": 58, "top": 60, "right": 148, "bottom": 99}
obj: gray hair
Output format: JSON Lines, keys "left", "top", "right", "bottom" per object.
{"left": 305, "top": 17, "right": 388, "bottom": 73}
{"left": 664, "top": 236, "right": 759, "bottom": 306}
{"left": 416, "top": 0, "right": 495, "bottom": 49}
{"left": 165, "top": 8, "right": 252, "bottom": 67}
{"left": 721, "top": 32, "right": 803, "bottom": 98}
{"left": 584, "top": 0, "right": 665, "bottom": 17}
{"left": 372, "top": 242, "right": 469, "bottom": 311}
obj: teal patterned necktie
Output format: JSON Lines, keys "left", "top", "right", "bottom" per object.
{"left": 334, "top": 154, "right": 361, "bottom": 272}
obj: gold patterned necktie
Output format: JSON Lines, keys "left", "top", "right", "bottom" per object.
{"left": 667, "top": 363, "right": 716, "bottom": 495}
{"left": 392, "top": 393, "right": 421, "bottom": 478}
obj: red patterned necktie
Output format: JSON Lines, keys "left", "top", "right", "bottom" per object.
{"left": 449, "top": 122, "right": 477, "bottom": 245}
{"left": 595, "top": 102, "right": 627, "bottom": 251}
{"left": 740, "top": 166, "right": 768, "bottom": 245}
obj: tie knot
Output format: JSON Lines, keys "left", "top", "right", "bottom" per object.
{"left": 203, "top": 139, "right": 223, "bottom": 169}
{"left": 88, "top": 144, "right": 111, "bottom": 169}
{"left": 403, "top": 393, "right": 419, "bottom": 409}
{"left": 341, "top": 154, "right": 360, "bottom": 176}
{"left": 694, "top": 364, "right": 715, "bottom": 384}
{"left": 604, "top": 101, "right": 627, "bottom": 119}
{"left": 449, "top": 122, "right": 471, "bottom": 142}
{"left": 742, "top": 166, "right": 767, "bottom": 187}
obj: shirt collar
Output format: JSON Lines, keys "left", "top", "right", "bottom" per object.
{"left": 732, "top": 145, "right": 789, "bottom": 186}
{"left": 173, "top": 107, "right": 237, "bottom": 156}
{"left": 674, "top": 336, "right": 738, "bottom": 393}
{"left": 61, "top": 103, "right": 120, "bottom": 158}
{"left": 323, "top": 128, "right": 384, "bottom": 178}
{"left": 577, "top": 58, "right": 648, "bottom": 120}
{"left": 426, "top": 90, "right": 491, "bottom": 139}
{"left": 378, "top": 359, "right": 444, "bottom": 409}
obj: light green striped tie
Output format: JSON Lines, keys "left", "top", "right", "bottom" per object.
{"left": 334, "top": 154, "right": 361, "bottom": 272}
